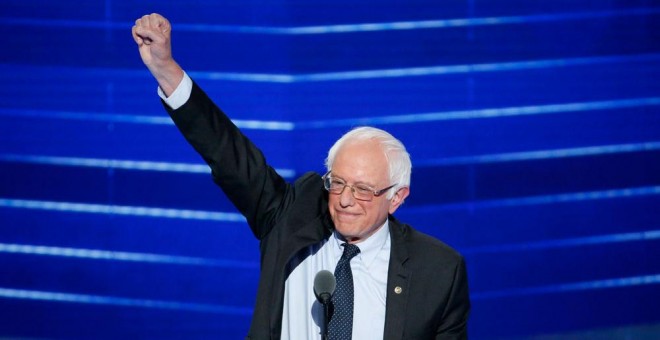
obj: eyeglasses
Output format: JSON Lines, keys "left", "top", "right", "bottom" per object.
{"left": 322, "top": 171, "right": 397, "bottom": 202}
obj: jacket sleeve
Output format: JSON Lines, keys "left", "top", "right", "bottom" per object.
{"left": 164, "top": 81, "right": 288, "bottom": 240}
{"left": 436, "top": 256, "right": 470, "bottom": 339}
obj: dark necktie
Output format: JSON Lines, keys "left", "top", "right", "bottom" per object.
{"left": 328, "top": 243, "right": 361, "bottom": 340}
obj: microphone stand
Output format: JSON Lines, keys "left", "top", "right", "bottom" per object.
{"left": 320, "top": 294, "right": 331, "bottom": 340}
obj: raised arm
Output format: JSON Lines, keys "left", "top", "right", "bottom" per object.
{"left": 132, "top": 13, "right": 184, "bottom": 97}
{"left": 131, "top": 14, "right": 290, "bottom": 239}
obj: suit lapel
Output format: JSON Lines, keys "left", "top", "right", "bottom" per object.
{"left": 383, "top": 216, "right": 411, "bottom": 340}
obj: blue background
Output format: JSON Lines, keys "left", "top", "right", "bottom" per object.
{"left": 1, "top": 0, "right": 659, "bottom": 339}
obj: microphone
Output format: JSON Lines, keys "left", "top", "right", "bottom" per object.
{"left": 314, "top": 270, "right": 336, "bottom": 339}
{"left": 314, "top": 270, "right": 336, "bottom": 304}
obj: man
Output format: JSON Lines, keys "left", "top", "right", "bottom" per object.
{"left": 132, "top": 13, "right": 469, "bottom": 339}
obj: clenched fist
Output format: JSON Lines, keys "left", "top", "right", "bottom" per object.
{"left": 132, "top": 13, "right": 183, "bottom": 96}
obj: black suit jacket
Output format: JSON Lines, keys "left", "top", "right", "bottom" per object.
{"left": 165, "top": 81, "right": 470, "bottom": 339}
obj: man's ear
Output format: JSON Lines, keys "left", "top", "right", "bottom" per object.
{"left": 388, "top": 187, "right": 410, "bottom": 214}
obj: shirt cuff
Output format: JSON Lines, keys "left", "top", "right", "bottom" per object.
{"left": 157, "top": 72, "right": 193, "bottom": 110}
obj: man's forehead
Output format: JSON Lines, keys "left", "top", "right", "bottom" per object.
{"left": 333, "top": 140, "right": 389, "bottom": 180}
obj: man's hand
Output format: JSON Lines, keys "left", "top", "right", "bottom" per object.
{"left": 132, "top": 13, "right": 183, "bottom": 97}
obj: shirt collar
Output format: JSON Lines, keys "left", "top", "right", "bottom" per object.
{"left": 332, "top": 219, "right": 390, "bottom": 269}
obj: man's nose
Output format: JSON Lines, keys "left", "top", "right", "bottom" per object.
{"left": 339, "top": 185, "right": 356, "bottom": 207}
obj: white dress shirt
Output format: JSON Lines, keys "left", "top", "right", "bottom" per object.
{"left": 158, "top": 72, "right": 192, "bottom": 109}
{"left": 281, "top": 221, "right": 390, "bottom": 340}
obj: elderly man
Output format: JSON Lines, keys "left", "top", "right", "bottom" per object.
{"left": 132, "top": 13, "right": 469, "bottom": 340}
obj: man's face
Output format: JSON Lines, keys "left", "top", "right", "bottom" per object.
{"left": 327, "top": 140, "right": 409, "bottom": 244}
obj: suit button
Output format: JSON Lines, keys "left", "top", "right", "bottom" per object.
{"left": 394, "top": 286, "right": 403, "bottom": 294}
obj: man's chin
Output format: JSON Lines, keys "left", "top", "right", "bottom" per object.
{"left": 333, "top": 224, "right": 360, "bottom": 239}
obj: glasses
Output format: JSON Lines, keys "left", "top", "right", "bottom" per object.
{"left": 322, "top": 171, "right": 397, "bottom": 202}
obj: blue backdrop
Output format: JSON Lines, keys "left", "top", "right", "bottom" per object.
{"left": 1, "top": 1, "right": 659, "bottom": 339}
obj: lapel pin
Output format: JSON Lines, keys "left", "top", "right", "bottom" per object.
{"left": 394, "top": 286, "right": 403, "bottom": 294}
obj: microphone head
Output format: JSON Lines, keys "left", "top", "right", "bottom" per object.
{"left": 314, "top": 270, "right": 336, "bottom": 304}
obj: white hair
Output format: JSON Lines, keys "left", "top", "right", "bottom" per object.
{"left": 325, "top": 126, "right": 411, "bottom": 199}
